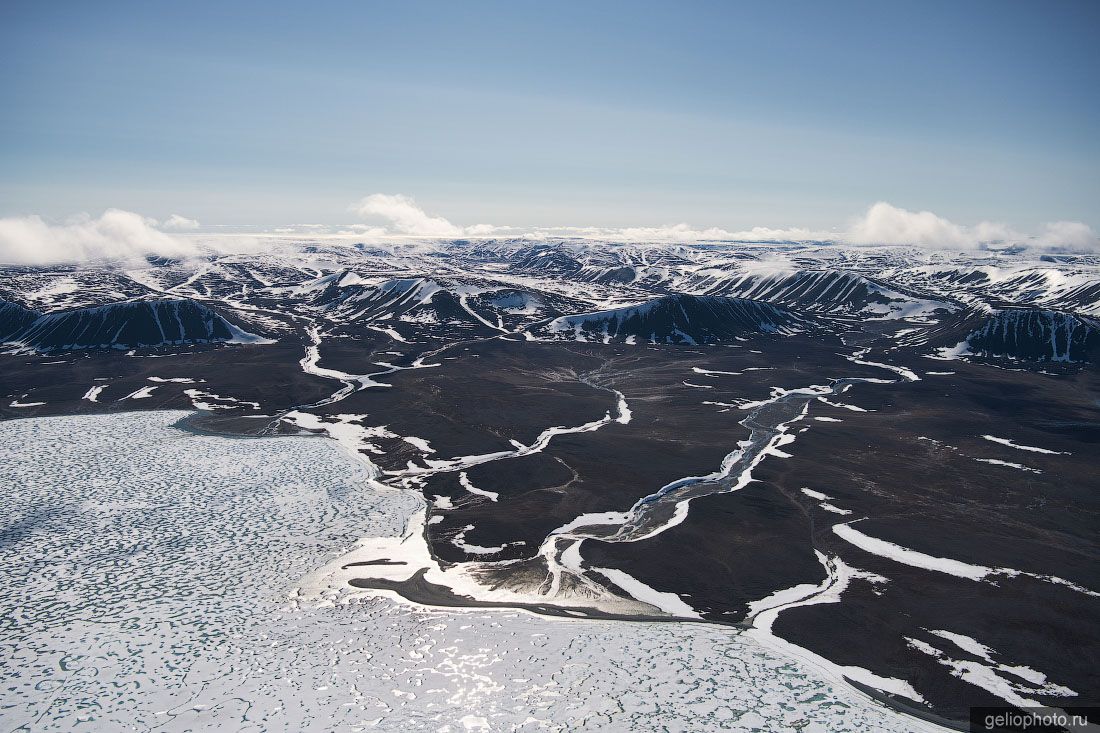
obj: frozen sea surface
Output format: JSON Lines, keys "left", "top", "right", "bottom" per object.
{"left": 0, "top": 411, "right": 920, "bottom": 732}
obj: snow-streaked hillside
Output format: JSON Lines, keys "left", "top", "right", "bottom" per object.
{"left": 3, "top": 298, "right": 269, "bottom": 351}
{"left": 538, "top": 294, "right": 808, "bottom": 344}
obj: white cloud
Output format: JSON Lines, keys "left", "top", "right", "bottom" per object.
{"left": 0, "top": 209, "right": 202, "bottom": 265}
{"left": 464, "top": 223, "right": 500, "bottom": 236}
{"left": 0, "top": 209, "right": 276, "bottom": 265}
{"left": 535, "top": 203, "right": 1098, "bottom": 251}
{"left": 725, "top": 225, "right": 831, "bottom": 242}
{"left": 5, "top": 199, "right": 1093, "bottom": 262}
{"left": 350, "top": 193, "right": 499, "bottom": 237}
{"left": 1039, "top": 220, "right": 1099, "bottom": 250}
{"left": 543, "top": 222, "right": 833, "bottom": 243}
{"left": 842, "top": 202, "right": 1098, "bottom": 251}
{"left": 846, "top": 202, "right": 976, "bottom": 248}
{"left": 615, "top": 223, "right": 734, "bottom": 242}
{"left": 162, "top": 214, "right": 201, "bottom": 230}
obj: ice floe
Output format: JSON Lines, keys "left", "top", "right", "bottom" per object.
{"left": 846, "top": 348, "right": 921, "bottom": 382}
{"left": 184, "top": 388, "right": 261, "bottom": 411}
{"left": 834, "top": 521, "right": 1097, "bottom": 596}
{"left": 818, "top": 397, "right": 869, "bottom": 412}
{"left": 592, "top": 567, "right": 701, "bottom": 618}
{"left": 800, "top": 488, "right": 852, "bottom": 514}
{"left": 906, "top": 632, "right": 1076, "bottom": 710}
{"left": 981, "top": 434, "right": 1069, "bottom": 455}
{"left": 121, "top": 385, "right": 158, "bottom": 399}
{"left": 459, "top": 471, "right": 499, "bottom": 502}
{"left": 451, "top": 525, "right": 526, "bottom": 555}
{"left": 974, "top": 457, "right": 1042, "bottom": 474}
{"left": 401, "top": 435, "right": 436, "bottom": 453}
{"left": 82, "top": 384, "right": 106, "bottom": 402}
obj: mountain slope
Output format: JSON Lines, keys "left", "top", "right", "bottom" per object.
{"left": 0, "top": 300, "right": 40, "bottom": 341}
{"left": 6, "top": 298, "right": 268, "bottom": 351}
{"left": 537, "top": 294, "right": 807, "bottom": 344}
{"left": 929, "top": 307, "right": 1100, "bottom": 363}
{"left": 702, "top": 269, "right": 946, "bottom": 319}
{"left": 309, "top": 276, "right": 503, "bottom": 337}
{"left": 886, "top": 264, "right": 1100, "bottom": 317}
{"left": 312, "top": 276, "right": 443, "bottom": 319}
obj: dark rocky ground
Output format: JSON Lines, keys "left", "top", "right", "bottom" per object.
{"left": 584, "top": 354, "right": 1100, "bottom": 721}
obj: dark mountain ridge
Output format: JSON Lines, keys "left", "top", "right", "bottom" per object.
{"left": 2, "top": 297, "right": 267, "bottom": 351}
{"left": 537, "top": 293, "right": 808, "bottom": 344}
{"left": 927, "top": 307, "right": 1100, "bottom": 363}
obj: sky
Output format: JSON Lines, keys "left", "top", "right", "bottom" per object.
{"left": 1, "top": 0, "right": 1098, "bottom": 240}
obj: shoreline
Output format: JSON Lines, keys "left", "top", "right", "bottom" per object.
{"left": 343, "top": 570, "right": 961, "bottom": 731}
{"left": 348, "top": 567, "right": 732, "bottom": 626}
{"left": 17, "top": 406, "right": 964, "bottom": 731}
{"left": 171, "top": 409, "right": 310, "bottom": 439}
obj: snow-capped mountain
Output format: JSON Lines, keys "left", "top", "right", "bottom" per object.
{"left": 305, "top": 273, "right": 595, "bottom": 340}
{"left": 312, "top": 276, "right": 446, "bottom": 319}
{"left": 885, "top": 263, "right": 1100, "bottom": 316}
{"left": 4, "top": 238, "right": 1095, "bottom": 364}
{"left": 699, "top": 268, "right": 947, "bottom": 319}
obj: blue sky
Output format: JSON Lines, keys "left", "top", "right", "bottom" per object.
{"left": 1, "top": 0, "right": 1097, "bottom": 231}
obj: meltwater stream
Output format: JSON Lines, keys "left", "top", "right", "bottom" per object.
{"left": 541, "top": 378, "right": 879, "bottom": 554}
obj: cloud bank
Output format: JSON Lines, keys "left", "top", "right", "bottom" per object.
{"left": 844, "top": 202, "right": 1098, "bottom": 251}
{"left": 1040, "top": 220, "right": 1099, "bottom": 250}
{"left": 579, "top": 202, "right": 1098, "bottom": 251}
{"left": 162, "top": 214, "right": 201, "bottom": 231}
{"left": 1, "top": 198, "right": 1096, "bottom": 265}
{"left": 0, "top": 210, "right": 267, "bottom": 266}
{"left": 0, "top": 210, "right": 203, "bottom": 265}
{"left": 346, "top": 193, "right": 835, "bottom": 243}
{"left": 351, "top": 194, "right": 498, "bottom": 237}
{"left": 601, "top": 223, "right": 831, "bottom": 243}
